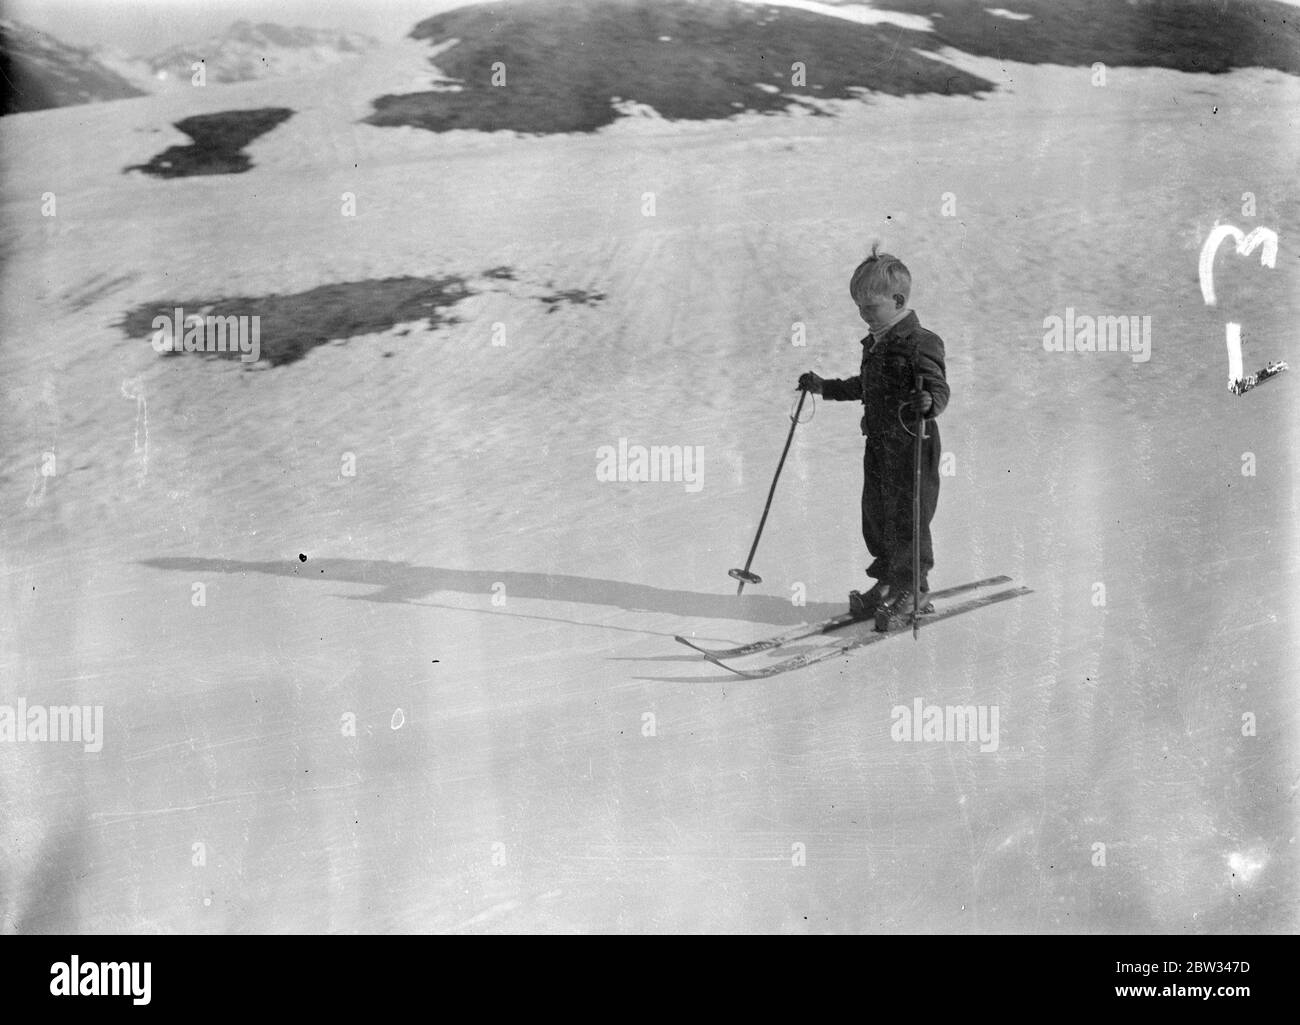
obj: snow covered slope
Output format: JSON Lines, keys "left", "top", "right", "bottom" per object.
{"left": 1, "top": 0, "right": 1297, "bottom": 934}
{"left": 0, "top": 18, "right": 146, "bottom": 113}
{"left": 141, "top": 20, "right": 381, "bottom": 89}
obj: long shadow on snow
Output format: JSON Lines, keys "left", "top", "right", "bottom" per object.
{"left": 138, "top": 556, "right": 844, "bottom": 628}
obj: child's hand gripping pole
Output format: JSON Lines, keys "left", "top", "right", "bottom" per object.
{"left": 729, "top": 387, "right": 810, "bottom": 595}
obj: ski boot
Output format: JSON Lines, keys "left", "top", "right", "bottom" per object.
{"left": 874, "top": 587, "right": 934, "bottom": 632}
{"left": 849, "top": 581, "right": 891, "bottom": 619}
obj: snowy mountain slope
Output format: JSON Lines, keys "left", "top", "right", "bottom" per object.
{"left": 0, "top": 17, "right": 383, "bottom": 111}
{"left": 0, "top": 18, "right": 146, "bottom": 114}
{"left": 1, "top": 4, "right": 1298, "bottom": 934}
{"left": 140, "top": 20, "right": 381, "bottom": 88}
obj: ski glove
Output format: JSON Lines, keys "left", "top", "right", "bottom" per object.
{"left": 797, "top": 372, "right": 824, "bottom": 394}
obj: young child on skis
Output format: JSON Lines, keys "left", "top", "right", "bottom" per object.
{"left": 798, "top": 244, "right": 949, "bottom": 629}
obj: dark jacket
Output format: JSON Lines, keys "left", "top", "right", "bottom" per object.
{"left": 821, "top": 311, "right": 949, "bottom": 443}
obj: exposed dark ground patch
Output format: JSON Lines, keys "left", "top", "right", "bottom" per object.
{"left": 539, "top": 288, "right": 606, "bottom": 313}
{"left": 363, "top": 0, "right": 1300, "bottom": 136}
{"left": 116, "top": 270, "right": 605, "bottom": 366}
{"left": 364, "top": 0, "right": 993, "bottom": 135}
{"left": 876, "top": 0, "right": 1300, "bottom": 76}
{"left": 117, "top": 275, "right": 472, "bottom": 366}
{"left": 124, "top": 108, "right": 294, "bottom": 178}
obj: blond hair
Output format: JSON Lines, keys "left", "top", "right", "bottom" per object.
{"left": 849, "top": 243, "right": 911, "bottom": 303}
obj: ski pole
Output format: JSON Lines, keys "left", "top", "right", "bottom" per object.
{"left": 730, "top": 387, "right": 809, "bottom": 595}
{"left": 912, "top": 374, "right": 927, "bottom": 639}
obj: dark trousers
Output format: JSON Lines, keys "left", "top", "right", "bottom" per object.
{"left": 862, "top": 424, "right": 940, "bottom": 589}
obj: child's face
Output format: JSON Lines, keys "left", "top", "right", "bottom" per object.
{"left": 855, "top": 290, "right": 903, "bottom": 332}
